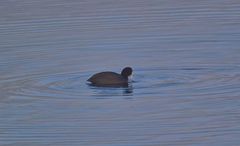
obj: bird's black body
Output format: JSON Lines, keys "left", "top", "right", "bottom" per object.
{"left": 87, "top": 67, "right": 132, "bottom": 87}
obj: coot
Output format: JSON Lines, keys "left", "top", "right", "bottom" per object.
{"left": 87, "top": 67, "right": 132, "bottom": 87}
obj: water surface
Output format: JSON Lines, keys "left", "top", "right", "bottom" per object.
{"left": 1, "top": 1, "right": 240, "bottom": 145}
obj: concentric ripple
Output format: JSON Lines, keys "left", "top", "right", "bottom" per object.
{"left": 0, "top": 72, "right": 85, "bottom": 100}
{"left": 134, "top": 66, "right": 240, "bottom": 98}
{"left": 2, "top": 66, "right": 239, "bottom": 101}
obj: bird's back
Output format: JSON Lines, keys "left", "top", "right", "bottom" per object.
{"left": 87, "top": 72, "right": 127, "bottom": 86}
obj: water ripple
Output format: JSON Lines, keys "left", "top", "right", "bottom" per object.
{"left": 2, "top": 65, "right": 239, "bottom": 101}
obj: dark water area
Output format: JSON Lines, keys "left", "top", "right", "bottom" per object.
{"left": 1, "top": 1, "right": 240, "bottom": 145}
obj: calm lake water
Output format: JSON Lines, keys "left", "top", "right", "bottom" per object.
{"left": 1, "top": 1, "right": 240, "bottom": 145}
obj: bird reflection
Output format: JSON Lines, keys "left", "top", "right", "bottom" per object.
{"left": 88, "top": 82, "right": 133, "bottom": 97}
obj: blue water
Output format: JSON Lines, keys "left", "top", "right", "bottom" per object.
{"left": 1, "top": 1, "right": 240, "bottom": 145}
